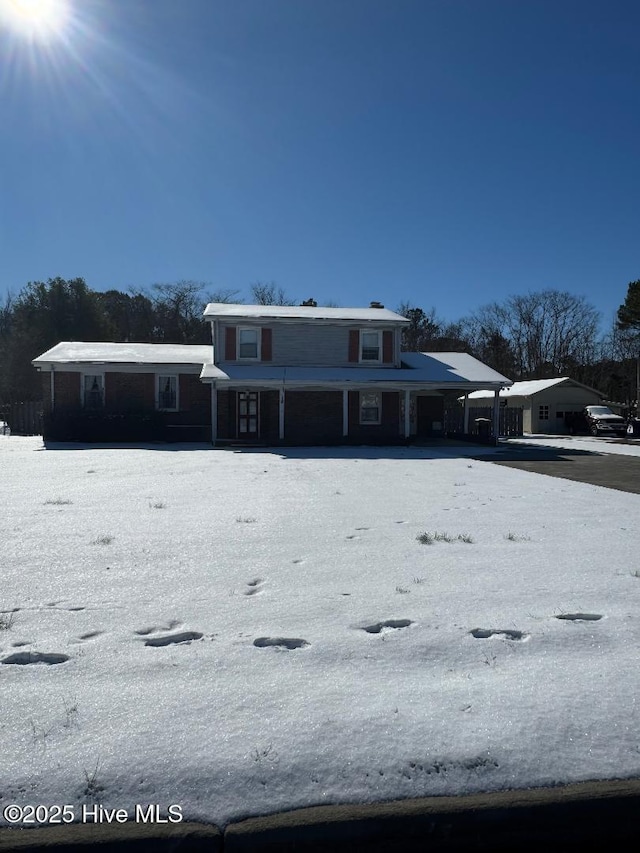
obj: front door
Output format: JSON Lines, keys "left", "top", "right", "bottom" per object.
{"left": 237, "top": 391, "right": 259, "bottom": 440}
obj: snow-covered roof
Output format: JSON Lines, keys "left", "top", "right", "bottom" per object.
{"left": 203, "top": 302, "right": 409, "bottom": 324}
{"left": 32, "top": 342, "right": 213, "bottom": 366}
{"left": 465, "top": 377, "right": 604, "bottom": 400}
{"left": 201, "top": 352, "right": 513, "bottom": 388}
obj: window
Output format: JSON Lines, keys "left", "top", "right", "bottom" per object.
{"left": 539, "top": 405, "right": 549, "bottom": 420}
{"left": 360, "top": 330, "right": 381, "bottom": 361}
{"left": 238, "top": 328, "right": 259, "bottom": 360}
{"left": 82, "top": 374, "right": 104, "bottom": 409}
{"left": 360, "top": 391, "right": 381, "bottom": 424}
{"left": 157, "top": 375, "right": 178, "bottom": 411}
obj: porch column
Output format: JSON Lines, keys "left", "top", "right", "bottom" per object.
{"left": 279, "top": 387, "right": 285, "bottom": 440}
{"left": 492, "top": 389, "right": 500, "bottom": 444}
{"left": 463, "top": 393, "right": 470, "bottom": 433}
{"left": 210, "top": 384, "right": 218, "bottom": 445}
{"left": 404, "top": 389, "right": 410, "bottom": 438}
{"left": 342, "top": 390, "right": 349, "bottom": 436}
{"left": 50, "top": 366, "right": 55, "bottom": 411}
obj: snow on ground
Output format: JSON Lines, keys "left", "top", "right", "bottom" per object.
{"left": 510, "top": 434, "right": 640, "bottom": 457}
{"left": 1, "top": 436, "right": 640, "bottom": 827}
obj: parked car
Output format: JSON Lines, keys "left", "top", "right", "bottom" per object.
{"left": 0, "top": 420, "right": 10, "bottom": 436}
{"left": 582, "top": 405, "right": 628, "bottom": 437}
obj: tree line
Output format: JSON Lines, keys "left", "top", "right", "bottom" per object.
{"left": 1, "top": 276, "right": 639, "bottom": 407}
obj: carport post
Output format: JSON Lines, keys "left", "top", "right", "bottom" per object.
{"left": 279, "top": 386, "right": 285, "bottom": 440}
{"left": 492, "top": 389, "right": 500, "bottom": 444}
{"left": 342, "top": 390, "right": 349, "bottom": 436}
{"left": 210, "top": 384, "right": 217, "bottom": 445}
{"left": 463, "top": 393, "right": 470, "bottom": 434}
{"left": 404, "top": 389, "right": 410, "bottom": 438}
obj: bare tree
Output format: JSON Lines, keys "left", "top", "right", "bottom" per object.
{"left": 465, "top": 291, "right": 600, "bottom": 377}
{"left": 250, "top": 281, "right": 296, "bottom": 306}
{"left": 207, "top": 288, "right": 244, "bottom": 304}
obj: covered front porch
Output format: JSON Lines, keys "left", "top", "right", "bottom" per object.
{"left": 207, "top": 385, "right": 505, "bottom": 447}
{"left": 200, "top": 353, "right": 510, "bottom": 447}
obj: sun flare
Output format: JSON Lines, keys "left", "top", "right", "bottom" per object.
{"left": 0, "top": 0, "right": 70, "bottom": 40}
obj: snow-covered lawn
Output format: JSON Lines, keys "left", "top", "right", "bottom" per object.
{"left": 1, "top": 436, "right": 640, "bottom": 827}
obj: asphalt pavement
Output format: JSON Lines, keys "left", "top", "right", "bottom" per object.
{"left": 473, "top": 439, "right": 640, "bottom": 494}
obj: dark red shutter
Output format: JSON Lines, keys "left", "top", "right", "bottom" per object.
{"left": 261, "top": 327, "right": 272, "bottom": 361}
{"left": 225, "top": 326, "right": 236, "bottom": 360}
{"left": 348, "top": 330, "right": 359, "bottom": 362}
{"left": 382, "top": 330, "right": 393, "bottom": 363}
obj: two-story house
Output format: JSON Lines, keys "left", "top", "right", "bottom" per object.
{"left": 32, "top": 301, "right": 513, "bottom": 444}
{"left": 201, "top": 300, "right": 512, "bottom": 445}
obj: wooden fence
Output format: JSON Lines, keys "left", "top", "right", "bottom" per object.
{"left": 1, "top": 401, "right": 44, "bottom": 435}
{"left": 444, "top": 406, "right": 523, "bottom": 437}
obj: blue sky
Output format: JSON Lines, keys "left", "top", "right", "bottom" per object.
{"left": 1, "top": 0, "right": 639, "bottom": 331}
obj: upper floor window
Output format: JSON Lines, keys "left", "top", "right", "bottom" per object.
{"left": 238, "top": 328, "right": 260, "bottom": 360}
{"left": 157, "top": 375, "right": 178, "bottom": 411}
{"left": 360, "top": 330, "right": 381, "bottom": 361}
{"left": 82, "top": 374, "right": 104, "bottom": 409}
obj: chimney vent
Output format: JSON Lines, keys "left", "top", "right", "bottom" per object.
{"left": 300, "top": 298, "right": 317, "bottom": 307}
{"left": 370, "top": 301, "right": 384, "bottom": 309}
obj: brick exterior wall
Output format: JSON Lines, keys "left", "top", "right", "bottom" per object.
{"left": 52, "top": 371, "right": 81, "bottom": 409}
{"left": 44, "top": 370, "right": 211, "bottom": 442}
{"left": 284, "top": 390, "right": 343, "bottom": 444}
{"left": 260, "top": 390, "right": 279, "bottom": 443}
{"left": 178, "top": 374, "right": 210, "bottom": 423}
{"left": 106, "top": 373, "right": 154, "bottom": 411}
{"left": 348, "top": 390, "right": 401, "bottom": 443}
{"left": 215, "top": 388, "right": 404, "bottom": 445}
{"left": 216, "top": 390, "right": 236, "bottom": 439}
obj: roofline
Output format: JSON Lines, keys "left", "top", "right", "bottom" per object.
{"left": 203, "top": 314, "right": 410, "bottom": 326}
{"left": 200, "top": 375, "right": 510, "bottom": 391}
{"left": 32, "top": 361, "right": 207, "bottom": 373}
{"left": 466, "top": 377, "right": 607, "bottom": 399}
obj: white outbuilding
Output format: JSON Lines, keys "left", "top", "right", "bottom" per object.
{"left": 464, "top": 377, "right": 607, "bottom": 434}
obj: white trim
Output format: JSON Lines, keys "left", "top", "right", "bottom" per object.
{"left": 342, "top": 390, "right": 349, "bottom": 436}
{"left": 36, "top": 363, "right": 202, "bottom": 375}
{"left": 279, "top": 387, "right": 285, "bottom": 440}
{"left": 237, "top": 327, "right": 261, "bottom": 361}
{"left": 492, "top": 390, "right": 500, "bottom": 442}
{"left": 359, "top": 390, "right": 381, "bottom": 425}
{"left": 359, "top": 329, "right": 382, "bottom": 363}
{"left": 156, "top": 374, "right": 179, "bottom": 411}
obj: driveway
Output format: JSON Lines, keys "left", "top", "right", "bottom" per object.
{"left": 473, "top": 441, "right": 640, "bottom": 495}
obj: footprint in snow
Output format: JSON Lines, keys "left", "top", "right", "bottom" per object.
{"left": 555, "top": 613, "right": 603, "bottom": 622}
{"left": 134, "top": 620, "right": 182, "bottom": 636}
{"left": 362, "top": 619, "right": 413, "bottom": 634}
{"left": 244, "top": 578, "right": 265, "bottom": 596}
{"left": 144, "top": 631, "right": 204, "bottom": 647}
{"left": 71, "top": 631, "right": 104, "bottom": 644}
{"left": 1, "top": 651, "right": 70, "bottom": 666}
{"left": 253, "top": 637, "right": 309, "bottom": 650}
{"left": 470, "top": 628, "right": 528, "bottom": 641}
